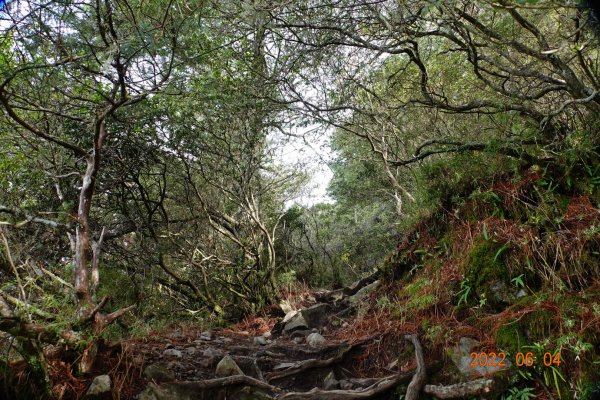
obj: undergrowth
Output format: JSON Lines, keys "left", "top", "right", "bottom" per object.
{"left": 376, "top": 160, "right": 600, "bottom": 399}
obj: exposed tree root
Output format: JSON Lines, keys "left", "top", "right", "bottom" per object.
{"left": 404, "top": 334, "right": 426, "bottom": 400}
{"left": 160, "top": 375, "right": 281, "bottom": 393}
{"left": 265, "top": 337, "right": 374, "bottom": 382}
{"left": 424, "top": 378, "right": 495, "bottom": 399}
{"left": 275, "top": 373, "right": 411, "bottom": 399}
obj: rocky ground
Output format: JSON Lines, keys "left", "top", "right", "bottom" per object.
{"left": 73, "top": 275, "right": 507, "bottom": 400}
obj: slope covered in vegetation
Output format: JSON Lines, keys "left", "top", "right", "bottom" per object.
{"left": 0, "top": 0, "right": 599, "bottom": 398}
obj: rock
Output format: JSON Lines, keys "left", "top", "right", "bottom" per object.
{"left": 282, "top": 310, "right": 298, "bottom": 323}
{"left": 143, "top": 364, "right": 176, "bottom": 383}
{"left": 163, "top": 348, "right": 183, "bottom": 358}
{"left": 448, "top": 337, "right": 511, "bottom": 378}
{"left": 84, "top": 375, "right": 111, "bottom": 399}
{"left": 199, "top": 330, "right": 212, "bottom": 341}
{"left": 253, "top": 336, "right": 267, "bottom": 346}
{"left": 306, "top": 332, "right": 326, "bottom": 347}
{"left": 185, "top": 347, "right": 197, "bottom": 356}
{"left": 262, "top": 331, "right": 272, "bottom": 338}
{"left": 323, "top": 371, "right": 339, "bottom": 390}
{"left": 283, "top": 313, "right": 309, "bottom": 334}
{"left": 199, "top": 347, "right": 222, "bottom": 368}
{"left": 301, "top": 303, "right": 331, "bottom": 329}
{"left": 274, "top": 362, "right": 296, "bottom": 370}
{"left": 279, "top": 300, "right": 294, "bottom": 314}
{"left": 292, "top": 336, "right": 303, "bottom": 344}
{"left": 222, "top": 337, "right": 234, "bottom": 344}
{"left": 215, "top": 355, "right": 244, "bottom": 377}
{"left": 349, "top": 280, "right": 379, "bottom": 304}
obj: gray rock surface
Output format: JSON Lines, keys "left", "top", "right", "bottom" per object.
{"left": 253, "top": 336, "right": 267, "bottom": 346}
{"left": 199, "top": 347, "right": 222, "bottom": 368}
{"left": 282, "top": 310, "right": 298, "bottom": 323}
{"left": 300, "top": 303, "right": 331, "bottom": 329}
{"left": 199, "top": 330, "right": 212, "bottom": 341}
{"left": 163, "top": 348, "right": 183, "bottom": 358}
{"left": 448, "top": 337, "right": 511, "bottom": 377}
{"left": 84, "top": 375, "right": 111, "bottom": 399}
{"left": 306, "top": 332, "right": 326, "bottom": 347}
{"left": 279, "top": 300, "right": 293, "bottom": 314}
{"left": 215, "top": 355, "right": 244, "bottom": 377}
{"left": 283, "top": 313, "right": 309, "bottom": 334}
{"left": 143, "top": 363, "right": 176, "bottom": 383}
{"left": 348, "top": 280, "right": 379, "bottom": 304}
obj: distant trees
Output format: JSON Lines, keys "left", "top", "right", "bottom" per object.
{"left": 270, "top": 0, "right": 599, "bottom": 210}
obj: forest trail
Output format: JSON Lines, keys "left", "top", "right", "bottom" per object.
{"left": 74, "top": 276, "right": 494, "bottom": 400}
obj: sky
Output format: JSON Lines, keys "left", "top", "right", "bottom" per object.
{"left": 270, "top": 124, "right": 334, "bottom": 208}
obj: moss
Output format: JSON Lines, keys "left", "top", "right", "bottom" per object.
{"left": 495, "top": 324, "right": 524, "bottom": 354}
{"left": 463, "top": 239, "right": 509, "bottom": 309}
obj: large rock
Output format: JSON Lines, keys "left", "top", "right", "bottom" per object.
{"left": 283, "top": 313, "right": 309, "bottom": 334}
{"left": 215, "top": 355, "right": 244, "bottom": 377}
{"left": 448, "top": 337, "right": 511, "bottom": 378}
{"left": 163, "top": 348, "right": 183, "bottom": 358}
{"left": 306, "top": 332, "right": 326, "bottom": 348}
{"left": 300, "top": 303, "right": 331, "bottom": 329}
{"left": 348, "top": 280, "right": 379, "bottom": 304}
{"left": 279, "top": 300, "right": 294, "bottom": 314}
{"left": 143, "top": 363, "right": 176, "bottom": 383}
{"left": 282, "top": 310, "right": 298, "bottom": 323}
{"left": 84, "top": 375, "right": 112, "bottom": 399}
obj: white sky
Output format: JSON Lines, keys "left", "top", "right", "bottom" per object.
{"left": 272, "top": 125, "right": 334, "bottom": 207}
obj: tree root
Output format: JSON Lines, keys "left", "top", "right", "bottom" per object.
{"left": 266, "top": 337, "right": 374, "bottom": 382}
{"left": 424, "top": 378, "right": 495, "bottom": 399}
{"left": 276, "top": 373, "right": 411, "bottom": 399}
{"left": 404, "top": 334, "right": 426, "bottom": 400}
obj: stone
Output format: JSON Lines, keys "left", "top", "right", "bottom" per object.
{"left": 283, "top": 313, "right": 309, "bottom": 334}
{"left": 274, "top": 362, "right": 296, "bottom": 370}
{"left": 215, "top": 355, "right": 244, "bottom": 377}
{"left": 262, "top": 331, "right": 272, "bottom": 338}
{"left": 448, "top": 337, "right": 511, "bottom": 378}
{"left": 279, "top": 300, "right": 294, "bottom": 314}
{"left": 163, "top": 348, "right": 183, "bottom": 358}
{"left": 282, "top": 310, "right": 298, "bottom": 323}
{"left": 301, "top": 303, "right": 331, "bottom": 329}
{"left": 349, "top": 280, "right": 379, "bottom": 304}
{"left": 323, "top": 371, "right": 339, "bottom": 390}
{"left": 292, "top": 336, "right": 303, "bottom": 344}
{"left": 199, "top": 330, "right": 212, "bottom": 341}
{"left": 143, "top": 364, "right": 176, "bottom": 383}
{"left": 199, "top": 347, "right": 222, "bottom": 368}
{"left": 253, "top": 336, "right": 267, "bottom": 346}
{"left": 306, "top": 332, "right": 326, "bottom": 347}
{"left": 185, "top": 347, "right": 197, "bottom": 356}
{"left": 84, "top": 375, "right": 111, "bottom": 399}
